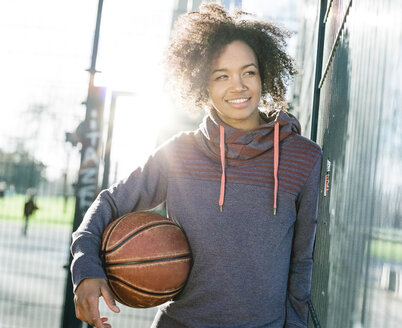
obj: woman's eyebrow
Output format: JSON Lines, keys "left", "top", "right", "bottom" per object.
{"left": 211, "top": 63, "right": 258, "bottom": 74}
{"left": 242, "top": 63, "right": 258, "bottom": 70}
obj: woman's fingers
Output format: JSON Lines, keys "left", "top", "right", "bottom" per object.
{"left": 101, "top": 284, "right": 120, "bottom": 313}
{"left": 74, "top": 278, "right": 117, "bottom": 328}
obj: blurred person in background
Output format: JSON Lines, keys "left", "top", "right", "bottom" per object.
{"left": 23, "top": 188, "right": 38, "bottom": 236}
{"left": 0, "top": 181, "right": 6, "bottom": 198}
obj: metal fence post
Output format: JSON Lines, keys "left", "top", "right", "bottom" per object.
{"left": 61, "top": 1, "right": 104, "bottom": 327}
{"left": 310, "top": 0, "right": 327, "bottom": 142}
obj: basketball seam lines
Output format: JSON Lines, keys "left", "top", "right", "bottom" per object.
{"left": 108, "top": 275, "right": 182, "bottom": 296}
{"left": 101, "top": 221, "right": 180, "bottom": 255}
{"left": 101, "top": 215, "right": 125, "bottom": 263}
{"left": 104, "top": 253, "right": 192, "bottom": 267}
{"left": 108, "top": 282, "right": 131, "bottom": 307}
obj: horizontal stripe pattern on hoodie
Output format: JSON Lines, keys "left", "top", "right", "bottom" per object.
{"left": 70, "top": 109, "right": 322, "bottom": 328}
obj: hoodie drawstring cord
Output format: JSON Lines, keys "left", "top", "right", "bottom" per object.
{"left": 219, "top": 125, "right": 226, "bottom": 212}
{"left": 273, "top": 121, "right": 279, "bottom": 215}
{"left": 218, "top": 122, "right": 279, "bottom": 215}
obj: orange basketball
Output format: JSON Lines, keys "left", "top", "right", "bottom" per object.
{"left": 100, "top": 211, "right": 192, "bottom": 308}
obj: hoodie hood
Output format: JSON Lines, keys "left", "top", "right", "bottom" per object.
{"left": 195, "top": 108, "right": 302, "bottom": 214}
{"left": 196, "top": 108, "right": 301, "bottom": 165}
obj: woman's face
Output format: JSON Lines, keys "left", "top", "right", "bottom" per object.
{"left": 208, "top": 40, "right": 262, "bottom": 130}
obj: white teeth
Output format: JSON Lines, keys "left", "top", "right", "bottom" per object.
{"left": 227, "top": 98, "right": 249, "bottom": 103}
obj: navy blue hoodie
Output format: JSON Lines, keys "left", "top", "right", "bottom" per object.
{"left": 71, "top": 109, "right": 322, "bottom": 327}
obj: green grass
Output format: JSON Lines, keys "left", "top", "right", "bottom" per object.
{"left": 0, "top": 194, "right": 165, "bottom": 227}
{"left": 0, "top": 194, "right": 75, "bottom": 226}
{"left": 370, "top": 239, "right": 402, "bottom": 263}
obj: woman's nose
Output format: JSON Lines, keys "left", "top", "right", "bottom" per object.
{"left": 230, "top": 75, "right": 247, "bottom": 91}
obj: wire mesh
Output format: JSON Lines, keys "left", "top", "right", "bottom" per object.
{"left": 293, "top": 0, "right": 402, "bottom": 327}
{"left": 0, "top": 1, "right": 156, "bottom": 327}
{"left": 3, "top": 0, "right": 400, "bottom": 327}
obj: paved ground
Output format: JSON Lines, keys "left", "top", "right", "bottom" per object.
{"left": 362, "top": 260, "right": 402, "bottom": 328}
{"left": 0, "top": 219, "right": 157, "bottom": 328}
{"left": 1, "top": 219, "right": 401, "bottom": 328}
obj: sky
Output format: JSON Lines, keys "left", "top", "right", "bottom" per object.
{"left": 0, "top": 0, "right": 99, "bottom": 183}
{"left": 0, "top": 0, "right": 300, "bottom": 186}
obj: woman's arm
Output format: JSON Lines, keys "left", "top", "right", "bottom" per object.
{"left": 71, "top": 145, "right": 170, "bottom": 290}
{"left": 285, "top": 154, "right": 322, "bottom": 328}
{"left": 71, "top": 144, "right": 170, "bottom": 327}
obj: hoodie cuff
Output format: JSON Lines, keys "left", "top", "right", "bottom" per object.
{"left": 71, "top": 253, "right": 107, "bottom": 292}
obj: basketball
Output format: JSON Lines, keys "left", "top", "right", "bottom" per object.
{"left": 100, "top": 211, "right": 192, "bottom": 308}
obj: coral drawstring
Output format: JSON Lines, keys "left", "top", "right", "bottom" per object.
{"left": 219, "top": 125, "right": 226, "bottom": 212}
{"left": 273, "top": 121, "right": 279, "bottom": 215}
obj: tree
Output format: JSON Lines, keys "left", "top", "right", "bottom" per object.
{"left": 0, "top": 149, "right": 46, "bottom": 194}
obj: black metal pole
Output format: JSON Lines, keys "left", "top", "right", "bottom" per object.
{"left": 88, "top": 0, "right": 104, "bottom": 89}
{"left": 308, "top": 1, "right": 327, "bottom": 326}
{"left": 61, "top": 1, "right": 104, "bottom": 328}
{"left": 310, "top": 0, "right": 327, "bottom": 142}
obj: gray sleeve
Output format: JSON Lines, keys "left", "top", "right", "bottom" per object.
{"left": 285, "top": 153, "right": 322, "bottom": 327}
{"left": 70, "top": 144, "right": 169, "bottom": 292}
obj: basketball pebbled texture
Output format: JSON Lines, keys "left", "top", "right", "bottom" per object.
{"left": 100, "top": 211, "right": 192, "bottom": 308}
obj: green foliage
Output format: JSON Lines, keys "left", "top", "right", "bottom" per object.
{"left": 0, "top": 194, "right": 75, "bottom": 226}
{"left": 0, "top": 149, "right": 46, "bottom": 193}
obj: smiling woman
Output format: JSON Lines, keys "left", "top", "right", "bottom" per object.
{"left": 165, "top": 3, "right": 296, "bottom": 114}
{"left": 208, "top": 40, "right": 262, "bottom": 130}
{"left": 71, "top": 4, "right": 322, "bottom": 328}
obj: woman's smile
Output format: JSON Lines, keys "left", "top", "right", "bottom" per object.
{"left": 226, "top": 97, "right": 251, "bottom": 106}
{"left": 208, "top": 40, "right": 262, "bottom": 131}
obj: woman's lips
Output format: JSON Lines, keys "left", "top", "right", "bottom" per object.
{"left": 226, "top": 97, "right": 251, "bottom": 107}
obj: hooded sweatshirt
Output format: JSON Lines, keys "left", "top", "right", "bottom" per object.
{"left": 71, "top": 109, "right": 322, "bottom": 328}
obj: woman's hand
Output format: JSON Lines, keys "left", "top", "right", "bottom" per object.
{"left": 74, "top": 278, "right": 120, "bottom": 328}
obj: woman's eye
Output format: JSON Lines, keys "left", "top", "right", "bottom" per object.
{"left": 244, "top": 71, "right": 257, "bottom": 76}
{"left": 214, "top": 75, "right": 228, "bottom": 81}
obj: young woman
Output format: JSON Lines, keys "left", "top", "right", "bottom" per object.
{"left": 71, "top": 4, "right": 322, "bottom": 328}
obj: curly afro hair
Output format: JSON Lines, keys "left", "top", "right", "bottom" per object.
{"left": 164, "top": 3, "right": 297, "bottom": 112}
